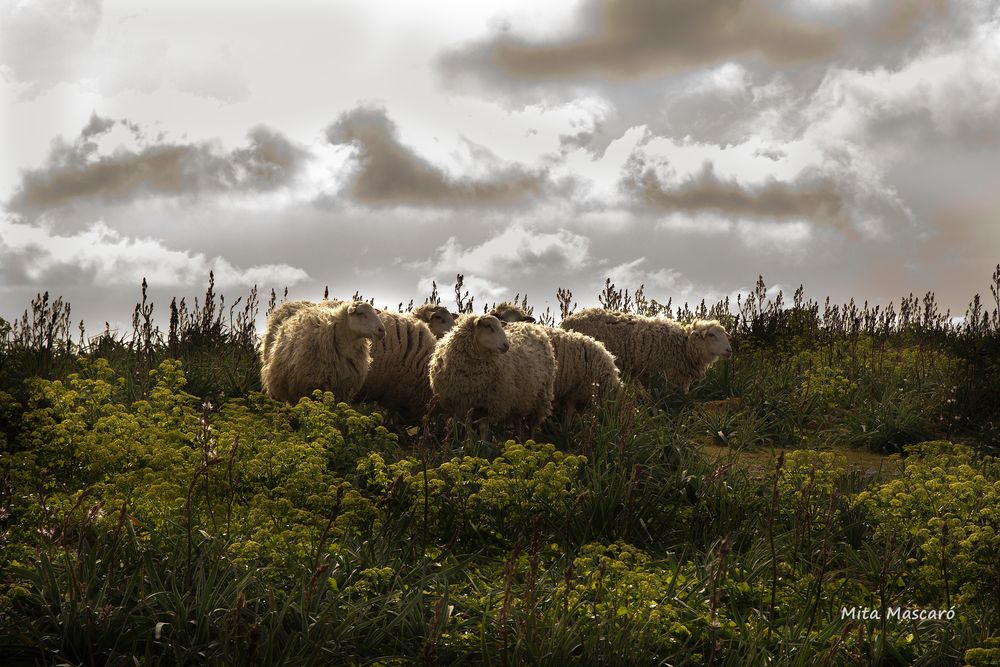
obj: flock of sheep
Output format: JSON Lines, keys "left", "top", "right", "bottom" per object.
{"left": 259, "top": 297, "right": 734, "bottom": 431}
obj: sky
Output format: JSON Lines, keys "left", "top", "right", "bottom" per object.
{"left": 2, "top": 0, "right": 999, "bottom": 333}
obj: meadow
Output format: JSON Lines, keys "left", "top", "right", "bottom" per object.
{"left": 0, "top": 268, "right": 998, "bottom": 665}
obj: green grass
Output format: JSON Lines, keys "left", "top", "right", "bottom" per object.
{"left": 1, "top": 271, "right": 999, "bottom": 664}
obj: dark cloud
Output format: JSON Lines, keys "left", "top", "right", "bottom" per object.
{"left": 0, "top": 238, "right": 43, "bottom": 291}
{"left": 440, "top": 0, "right": 840, "bottom": 83}
{"left": 7, "top": 116, "right": 310, "bottom": 217}
{"left": 622, "top": 157, "right": 848, "bottom": 228}
{"left": 878, "top": 0, "right": 950, "bottom": 41}
{"left": 325, "top": 106, "right": 549, "bottom": 207}
{"left": 80, "top": 111, "right": 116, "bottom": 140}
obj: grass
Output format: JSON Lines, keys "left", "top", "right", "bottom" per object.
{"left": 0, "top": 267, "right": 998, "bottom": 664}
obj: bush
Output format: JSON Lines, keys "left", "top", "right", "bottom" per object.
{"left": 855, "top": 441, "right": 1000, "bottom": 616}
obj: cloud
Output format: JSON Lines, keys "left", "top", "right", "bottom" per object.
{"left": 877, "top": 0, "right": 950, "bottom": 41}
{"left": 7, "top": 115, "right": 311, "bottom": 217}
{"left": 807, "top": 19, "right": 1000, "bottom": 152}
{"left": 416, "top": 274, "right": 509, "bottom": 304}
{"left": 324, "top": 106, "right": 551, "bottom": 207}
{"left": 0, "top": 0, "right": 251, "bottom": 102}
{"left": 92, "top": 33, "right": 251, "bottom": 104}
{"left": 0, "top": 218, "right": 309, "bottom": 289}
{"left": 606, "top": 257, "right": 684, "bottom": 291}
{"left": 79, "top": 110, "right": 115, "bottom": 140}
{"left": 440, "top": 0, "right": 840, "bottom": 83}
{"left": 428, "top": 224, "right": 591, "bottom": 275}
{"left": 603, "top": 256, "right": 739, "bottom": 306}
{"left": 412, "top": 224, "right": 593, "bottom": 302}
{"left": 622, "top": 157, "right": 848, "bottom": 228}
{"left": 0, "top": 0, "right": 102, "bottom": 96}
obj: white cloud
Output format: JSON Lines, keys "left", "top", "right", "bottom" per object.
{"left": 0, "top": 218, "right": 309, "bottom": 289}
{"left": 422, "top": 224, "right": 592, "bottom": 277}
{"left": 606, "top": 257, "right": 684, "bottom": 291}
{"left": 736, "top": 220, "right": 813, "bottom": 251}
{"left": 0, "top": 0, "right": 101, "bottom": 95}
{"left": 690, "top": 62, "right": 751, "bottom": 95}
{"left": 411, "top": 224, "right": 593, "bottom": 305}
{"left": 603, "top": 257, "right": 735, "bottom": 306}
{"left": 416, "top": 274, "right": 508, "bottom": 304}
{"left": 805, "top": 20, "right": 1000, "bottom": 153}
{"left": 657, "top": 212, "right": 733, "bottom": 235}
{"left": 558, "top": 124, "right": 648, "bottom": 203}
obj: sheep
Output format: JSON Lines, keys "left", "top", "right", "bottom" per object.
{"left": 429, "top": 315, "right": 556, "bottom": 433}
{"left": 259, "top": 299, "right": 336, "bottom": 366}
{"left": 478, "top": 306, "right": 621, "bottom": 416}
{"left": 489, "top": 302, "right": 535, "bottom": 323}
{"left": 544, "top": 327, "right": 622, "bottom": 416}
{"left": 411, "top": 303, "right": 457, "bottom": 338}
{"left": 356, "top": 310, "right": 439, "bottom": 419}
{"left": 560, "top": 309, "right": 733, "bottom": 392}
{"left": 261, "top": 300, "right": 386, "bottom": 404}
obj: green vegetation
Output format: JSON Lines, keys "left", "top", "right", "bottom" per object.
{"left": 1, "top": 267, "right": 998, "bottom": 664}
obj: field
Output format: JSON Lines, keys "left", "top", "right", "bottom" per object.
{"left": 1, "top": 270, "right": 999, "bottom": 665}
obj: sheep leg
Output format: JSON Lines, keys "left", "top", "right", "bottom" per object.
{"left": 477, "top": 418, "right": 490, "bottom": 443}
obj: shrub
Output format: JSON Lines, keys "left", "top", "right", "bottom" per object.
{"left": 855, "top": 441, "right": 1000, "bottom": 616}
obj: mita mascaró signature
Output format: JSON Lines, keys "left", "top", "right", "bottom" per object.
{"left": 841, "top": 606, "right": 956, "bottom": 621}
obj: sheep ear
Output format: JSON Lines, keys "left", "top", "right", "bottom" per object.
{"left": 523, "top": 316, "right": 536, "bottom": 323}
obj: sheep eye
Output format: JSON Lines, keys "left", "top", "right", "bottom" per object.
{"left": 708, "top": 332, "right": 716, "bottom": 338}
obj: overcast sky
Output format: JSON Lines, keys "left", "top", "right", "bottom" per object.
{"left": 2, "top": 0, "right": 999, "bottom": 333}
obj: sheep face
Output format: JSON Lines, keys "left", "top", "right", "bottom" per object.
{"left": 426, "top": 307, "right": 456, "bottom": 338}
{"left": 474, "top": 315, "right": 509, "bottom": 353}
{"left": 347, "top": 302, "right": 386, "bottom": 340}
{"left": 700, "top": 322, "right": 733, "bottom": 359}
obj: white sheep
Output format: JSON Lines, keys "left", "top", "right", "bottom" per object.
{"left": 261, "top": 300, "right": 386, "bottom": 403}
{"left": 544, "top": 327, "right": 622, "bottom": 416}
{"left": 410, "top": 303, "right": 457, "bottom": 339}
{"left": 428, "top": 315, "right": 556, "bottom": 432}
{"left": 479, "top": 307, "right": 621, "bottom": 417}
{"left": 356, "top": 310, "right": 439, "bottom": 419}
{"left": 560, "top": 309, "right": 732, "bottom": 392}
{"left": 259, "top": 299, "right": 332, "bottom": 366}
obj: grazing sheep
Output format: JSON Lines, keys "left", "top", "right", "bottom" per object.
{"left": 489, "top": 302, "right": 535, "bottom": 323}
{"left": 544, "top": 327, "right": 622, "bottom": 416}
{"left": 411, "top": 303, "right": 457, "bottom": 339}
{"left": 356, "top": 310, "right": 439, "bottom": 419}
{"left": 561, "top": 309, "right": 733, "bottom": 392}
{"left": 261, "top": 300, "right": 386, "bottom": 403}
{"left": 429, "top": 315, "right": 556, "bottom": 432}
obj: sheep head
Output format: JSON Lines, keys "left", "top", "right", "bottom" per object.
{"left": 346, "top": 301, "right": 386, "bottom": 340}
{"left": 490, "top": 302, "right": 535, "bottom": 324}
{"left": 412, "top": 304, "right": 457, "bottom": 337}
{"left": 473, "top": 315, "right": 509, "bottom": 353}
{"left": 426, "top": 306, "right": 456, "bottom": 337}
{"left": 688, "top": 320, "right": 733, "bottom": 361}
